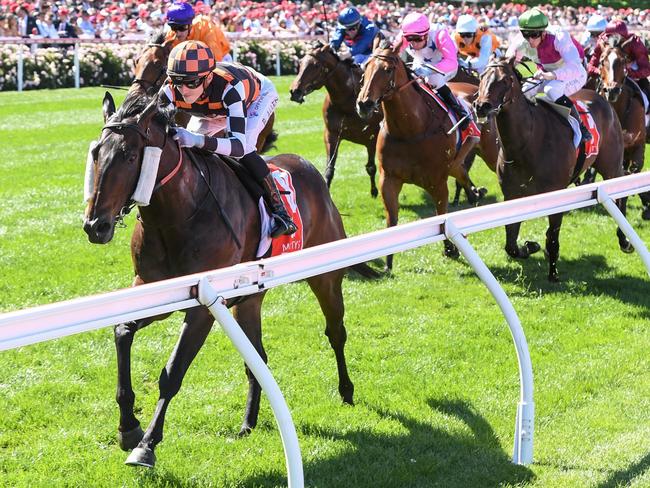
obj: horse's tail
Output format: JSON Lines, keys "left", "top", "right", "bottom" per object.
{"left": 260, "top": 130, "right": 279, "bottom": 154}
{"left": 348, "top": 262, "right": 382, "bottom": 280}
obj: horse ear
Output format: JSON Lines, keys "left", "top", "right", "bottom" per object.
{"left": 136, "top": 97, "right": 159, "bottom": 129}
{"left": 372, "top": 33, "right": 382, "bottom": 51}
{"left": 102, "top": 91, "right": 115, "bottom": 122}
{"left": 313, "top": 39, "right": 324, "bottom": 49}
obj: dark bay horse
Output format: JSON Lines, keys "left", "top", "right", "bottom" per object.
{"left": 356, "top": 39, "right": 483, "bottom": 270}
{"left": 475, "top": 57, "right": 632, "bottom": 281}
{"left": 131, "top": 30, "right": 276, "bottom": 150}
{"left": 83, "top": 91, "right": 368, "bottom": 467}
{"left": 595, "top": 38, "right": 650, "bottom": 219}
{"left": 289, "top": 41, "right": 382, "bottom": 197}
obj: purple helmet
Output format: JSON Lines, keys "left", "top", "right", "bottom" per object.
{"left": 167, "top": 2, "right": 195, "bottom": 26}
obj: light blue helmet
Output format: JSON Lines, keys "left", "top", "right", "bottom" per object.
{"left": 586, "top": 14, "right": 607, "bottom": 33}
{"left": 338, "top": 7, "right": 361, "bottom": 28}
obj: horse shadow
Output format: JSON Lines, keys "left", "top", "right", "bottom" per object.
{"left": 399, "top": 191, "right": 499, "bottom": 221}
{"left": 240, "top": 397, "right": 534, "bottom": 487}
{"left": 457, "top": 253, "right": 650, "bottom": 318}
{"left": 597, "top": 450, "right": 650, "bottom": 487}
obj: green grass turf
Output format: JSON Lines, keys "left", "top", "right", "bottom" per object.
{"left": 1, "top": 78, "right": 650, "bottom": 487}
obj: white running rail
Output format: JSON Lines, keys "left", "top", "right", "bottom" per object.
{"left": 2, "top": 172, "right": 650, "bottom": 485}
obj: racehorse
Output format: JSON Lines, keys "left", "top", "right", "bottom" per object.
{"left": 130, "top": 30, "right": 276, "bottom": 150}
{"left": 475, "top": 57, "right": 632, "bottom": 281}
{"left": 289, "top": 41, "right": 382, "bottom": 198}
{"left": 83, "top": 91, "right": 374, "bottom": 467}
{"left": 356, "top": 38, "right": 483, "bottom": 270}
{"left": 594, "top": 37, "right": 650, "bottom": 219}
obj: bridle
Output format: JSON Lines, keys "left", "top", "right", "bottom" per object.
{"left": 298, "top": 50, "right": 345, "bottom": 94}
{"left": 599, "top": 47, "right": 628, "bottom": 101}
{"left": 476, "top": 62, "right": 541, "bottom": 117}
{"left": 133, "top": 42, "right": 168, "bottom": 93}
{"left": 362, "top": 52, "right": 418, "bottom": 103}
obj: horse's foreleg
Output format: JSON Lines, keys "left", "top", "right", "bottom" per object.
{"left": 545, "top": 213, "right": 564, "bottom": 282}
{"left": 449, "top": 138, "right": 483, "bottom": 205}
{"left": 231, "top": 296, "right": 266, "bottom": 437}
{"left": 307, "top": 270, "right": 353, "bottom": 405}
{"left": 429, "top": 182, "right": 459, "bottom": 258}
{"left": 125, "top": 307, "right": 214, "bottom": 468}
{"left": 115, "top": 312, "right": 169, "bottom": 451}
{"left": 380, "top": 174, "right": 403, "bottom": 272}
{"left": 366, "top": 143, "right": 378, "bottom": 198}
{"left": 615, "top": 196, "right": 634, "bottom": 253}
{"left": 324, "top": 127, "right": 341, "bottom": 189}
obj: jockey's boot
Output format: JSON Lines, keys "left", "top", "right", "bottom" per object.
{"left": 437, "top": 84, "right": 470, "bottom": 131}
{"left": 261, "top": 173, "right": 298, "bottom": 238}
{"left": 556, "top": 95, "right": 592, "bottom": 142}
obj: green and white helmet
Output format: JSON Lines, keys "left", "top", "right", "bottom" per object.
{"left": 518, "top": 8, "right": 548, "bottom": 31}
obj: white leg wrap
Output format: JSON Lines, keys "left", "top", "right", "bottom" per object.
{"left": 131, "top": 146, "right": 163, "bottom": 206}
{"left": 83, "top": 140, "right": 98, "bottom": 203}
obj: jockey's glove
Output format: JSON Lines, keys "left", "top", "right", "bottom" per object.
{"left": 173, "top": 127, "right": 205, "bottom": 148}
{"left": 414, "top": 66, "right": 434, "bottom": 79}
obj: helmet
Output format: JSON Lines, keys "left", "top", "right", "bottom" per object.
{"left": 167, "top": 40, "right": 215, "bottom": 80}
{"left": 167, "top": 2, "right": 195, "bottom": 26}
{"left": 586, "top": 14, "right": 607, "bottom": 33}
{"left": 518, "top": 8, "right": 548, "bottom": 31}
{"left": 605, "top": 19, "right": 628, "bottom": 37}
{"left": 338, "top": 7, "right": 361, "bottom": 28}
{"left": 401, "top": 12, "right": 430, "bottom": 37}
{"left": 456, "top": 14, "right": 478, "bottom": 34}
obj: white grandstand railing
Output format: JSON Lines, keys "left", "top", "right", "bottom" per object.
{"left": 2, "top": 172, "right": 650, "bottom": 487}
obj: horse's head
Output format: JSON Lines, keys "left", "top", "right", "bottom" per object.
{"left": 83, "top": 91, "right": 168, "bottom": 244}
{"left": 356, "top": 37, "right": 403, "bottom": 119}
{"left": 475, "top": 56, "right": 522, "bottom": 122}
{"left": 132, "top": 30, "right": 174, "bottom": 94}
{"left": 599, "top": 38, "right": 630, "bottom": 102}
{"left": 289, "top": 41, "right": 342, "bottom": 103}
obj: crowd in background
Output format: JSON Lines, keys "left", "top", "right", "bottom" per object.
{"left": 1, "top": 0, "right": 649, "bottom": 41}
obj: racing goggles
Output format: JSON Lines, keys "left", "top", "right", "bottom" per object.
{"left": 169, "top": 24, "right": 190, "bottom": 32}
{"left": 405, "top": 34, "right": 426, "bottom": 42}
{"left": 521, "top": 30, "right": 543, "bottom": 39}
{"left": 170, "top": 75, "right": 205, "bottom": 89}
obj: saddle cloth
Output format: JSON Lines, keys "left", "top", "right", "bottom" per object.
{"left": 256, "top": 164, "right": 304, "bottom": 258}
{"left": 569, "top": 100, "right": 600, "bottom": 159}
{"left": 416, "top": 82, "right": 481, "bottom": 151}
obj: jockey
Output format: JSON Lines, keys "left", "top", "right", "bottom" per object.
{"left": 159, "top": 41, "right": 297, "bottom": 238}
{"left": 507, "top": 7, "right": 592, "bottom": 142}
{"left": 165, "top": 2, "right": 231, "bottom": 62}
{"left": 587, "top": 19, "right": 650, "bottom": 108}
{"left": 329, "top": 7, "right": 378, "bottom": 66}
{"left": 581, "top": 14, "right": 607, "bottom": 56}
{"left": 398, "top": 12, "right": 471, "bottom": 130}
{"left": 453, "top": 14, "right": 500, "bottom": 75}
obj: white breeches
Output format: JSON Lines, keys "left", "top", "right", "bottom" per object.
{"left": 424, "top": 68, "right": 456, "bottom": 89}
{"left": 522, "top": 71, "right": 587, "bottom": 101}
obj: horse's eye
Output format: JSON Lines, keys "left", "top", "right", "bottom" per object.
{"left": 126, "top": 152, "right": 137, "bottom": 164}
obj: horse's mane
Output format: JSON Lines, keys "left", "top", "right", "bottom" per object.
{"left": 116, "top": 92, "right": 174, "bottom": 125}
{"left": 149, "top": 29, "right": 167, "bottom": 46}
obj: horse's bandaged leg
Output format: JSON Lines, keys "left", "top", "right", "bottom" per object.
{"left": 84, "top": 140, "right": 98, "bottom": 202}
{"left": 131, "top": 146, "right": 163, "bottom": 206}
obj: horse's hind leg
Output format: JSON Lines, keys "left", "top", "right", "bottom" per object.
{"left": 307, "top": 269, "right": 354, "bottom": 405}
{"left": 505, "top": 222, "right": 541, "bottom": 259}
{"left": 545, "top": 213, "right": 564, "bottom": 282}
{"left": 126, "top": 306, "right": 214, "bottom": 468}
{"left": 231, "top": 296, "right": 267, "bottom": 436}
{"left": 366, "top": 142, "right": 378, "bottom": 198}
{"left": 115, "top": 313, "right": 168, "bottom": 451}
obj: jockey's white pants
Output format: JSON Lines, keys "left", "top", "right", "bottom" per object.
{"left": 522, "top": 70, "right": 587, "bottom": 102}
{"left": 423, "top": 68, "right": 457, "bottom": 89}
{"left": 187, "top": 73, "right": 278, "bottom": 155}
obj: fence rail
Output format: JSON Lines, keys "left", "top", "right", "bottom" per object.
{"left": 2, "top": 172, "right": 650, "bottom": 487}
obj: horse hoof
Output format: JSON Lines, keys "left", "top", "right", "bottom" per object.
{"left": 620, "top": 240, "right": 634, "bottom": 254}
{"left": 548, "top": 272, "right": 560, "bottom": 283}
{"left": 371, "top": 188, "right": 378, "bottom": 199}
{"left": 238, "top": 426, "right": 253, "bottom": 438}
{"left": 125, "top": 447, "right": 156, "bottom": 468}
{"left": 524, "top": 241, "right": 541, "bottom": 255}
{"left": 477, "top": 187, "right": 488, "bottom": 199}
{"left": 444, "top": 245, "right": 460, "bottom": 259}
{"left": 118, "top": 424, "right": 144, "bottom": 451}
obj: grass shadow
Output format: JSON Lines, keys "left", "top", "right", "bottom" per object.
{"left": 240, "top": 397, "right": 534, "bottom": 487}
{"left": 597, "top": 450, "right": 650, "bottom": 488}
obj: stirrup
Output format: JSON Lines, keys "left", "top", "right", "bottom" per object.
{"left": 271, "top": 215, "right": 297, "bottom": 238}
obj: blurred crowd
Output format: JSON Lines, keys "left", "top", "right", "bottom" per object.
{"left": 1, "top": 0, "right": 649, "bottom": 41}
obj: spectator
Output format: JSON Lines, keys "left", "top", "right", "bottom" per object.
{"left": 16, "top": 5, "right": 38, "bottom": 37}
{"left": 38, "top": 12, "right": 59, "bottom": 38}
{"left": 77, "top": 10, "right": 95, "bottom": 38}
{"left": 55, "top": 8, "right": 77, "bottom": 38}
